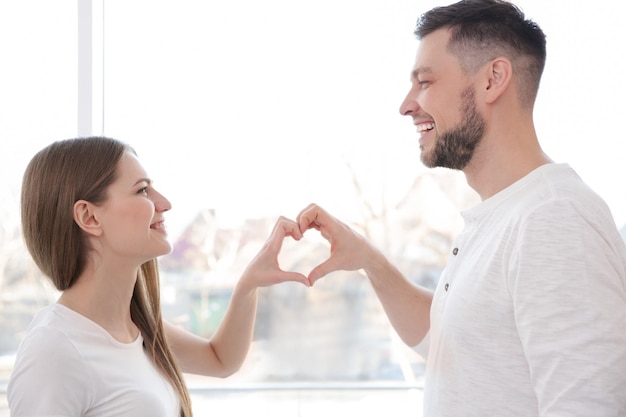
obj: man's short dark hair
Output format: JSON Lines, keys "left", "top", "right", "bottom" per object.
{"left": 415, "top": 0, "right": 547, "bottom": 108}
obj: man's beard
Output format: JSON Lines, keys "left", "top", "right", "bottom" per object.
{"left": 422, "top": 86, "right": 485, "bottom": 170}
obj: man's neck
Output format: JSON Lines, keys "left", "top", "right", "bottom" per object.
{"left": 463, "top": 126, "right": 552, "bottom": 200}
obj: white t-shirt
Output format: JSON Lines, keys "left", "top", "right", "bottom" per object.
{"left": 424, "top": 164, "right": 626, "bottom": 416}
{"left": 8, "top": 303, "right": 180, "bottom": 417}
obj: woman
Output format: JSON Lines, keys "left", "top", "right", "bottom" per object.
{"left": 7, "top": 137, "right": 309, "bottom": 416}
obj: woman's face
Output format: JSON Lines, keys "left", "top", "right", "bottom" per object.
{"left": 94, "top": 151, "right": 172, "bottom": 264}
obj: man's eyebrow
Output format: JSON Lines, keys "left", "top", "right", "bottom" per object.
{"left": 411, "top": 67, "right": 433, "bottom": 81}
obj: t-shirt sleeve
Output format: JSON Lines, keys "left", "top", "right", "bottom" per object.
{"left": 510, "top": 199, "right": 626, "bottom": 416}
{"left": 8, "top": 326, "right": 93, "bottom": 416}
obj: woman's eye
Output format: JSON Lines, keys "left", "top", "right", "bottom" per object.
{"left": 137, "top": 187, "right": 148, "bottom": 194}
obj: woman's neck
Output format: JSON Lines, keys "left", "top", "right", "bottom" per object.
{"left": 58, "top": 264, "right": 140, "bottom": 343}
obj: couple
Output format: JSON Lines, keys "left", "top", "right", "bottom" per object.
{"left": 8, "top": 1, "right": 626, "bottom": 416}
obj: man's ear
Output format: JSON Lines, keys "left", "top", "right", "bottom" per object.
{"left": 73, "top": 200, "right": 103, "bottom": 236}
{"left": 483, "top": 57, "right": 513, "bottom": 104}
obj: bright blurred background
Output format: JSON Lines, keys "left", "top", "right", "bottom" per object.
{"left": 1, "top": 1, "right": 625, "bottom": 415}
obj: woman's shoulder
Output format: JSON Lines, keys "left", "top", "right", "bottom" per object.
{"left": 16, "top": 308, "right": 85, "bottom": 362}
{"left": 8, "top": 306, "right": 95, "bottom": 413}
{"left": 14, "top": 304, "right": 99, "bottom": 367}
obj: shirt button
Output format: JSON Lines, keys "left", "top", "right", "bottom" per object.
{"left": 452, "top": 248, "right": 459, "bottom": 255}
{"left": 444, "top": 283, "right": 449, "bottom": 291}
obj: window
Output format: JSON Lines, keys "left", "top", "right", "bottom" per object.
{"left": 1, "top": 1, "right": 625, "bottom": 416}
{"left": 0, "top": 0, "right": 79, "bottom": 412}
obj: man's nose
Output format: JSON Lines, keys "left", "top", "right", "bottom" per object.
{"left": 399, "top": 90, "right": 419, "bottom": 116}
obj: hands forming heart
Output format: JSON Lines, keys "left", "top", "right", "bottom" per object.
{"left": 240, "top": 203, "right": 378, "bottom": 290}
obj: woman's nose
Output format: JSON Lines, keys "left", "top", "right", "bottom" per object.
{"left": 153, "top": 190, "right": 172, "bottom": 212}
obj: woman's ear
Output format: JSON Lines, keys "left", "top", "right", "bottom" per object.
{"left": 483, "top": 57, "right": 513, "bottom": 104}
{"left": 73, "top": 200, "right": 103, "bottom": 236}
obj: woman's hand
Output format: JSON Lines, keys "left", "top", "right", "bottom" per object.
{"left": 238, "top": 216, "right": 310, "bottom": 291}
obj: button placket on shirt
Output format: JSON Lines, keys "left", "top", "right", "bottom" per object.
{"left": 445, "top": 247, "right": 459, "bottom": 291}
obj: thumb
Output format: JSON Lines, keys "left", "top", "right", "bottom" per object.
{"left": 277, "top": 270, "right": 310, "bottom": 287}
{"left": 308, "top": 258, "right": 339, "bottom": 286}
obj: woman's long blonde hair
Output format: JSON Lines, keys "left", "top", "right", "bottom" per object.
{"left": 21, "top": 137, "right": 193, "bottom": 416}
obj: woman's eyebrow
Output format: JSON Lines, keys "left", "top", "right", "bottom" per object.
{"left": 133, "top": 177, "right": 152, "bottom": 187}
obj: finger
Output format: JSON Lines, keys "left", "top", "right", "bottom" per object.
{"left": 308, "top": 257, "right": 341, "bottom": 285}
{"left": 274, "top": 270, "right": 310, "bottom": 287}
{"left": 266, "top": 217, "right": 302, "bottom": 250}
{"left": 276, "top": 218, "right": 303, "bottom": 240}
{"left": 296, "top": 204, "right": 324, "bottom": 234}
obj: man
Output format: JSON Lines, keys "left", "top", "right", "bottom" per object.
{"left": 296, "top": 0, "right": 626, "bottom": 416}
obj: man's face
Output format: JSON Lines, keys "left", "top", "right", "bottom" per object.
{"left": 399, "top": 28, "right": 485, "bottom": 170}
{"left": 427, "top": 86, "right": 485, "bottom": 169}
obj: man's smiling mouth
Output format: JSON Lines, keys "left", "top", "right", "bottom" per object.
{"left": 417, "top": 122, "right": 435, "bottom": 134}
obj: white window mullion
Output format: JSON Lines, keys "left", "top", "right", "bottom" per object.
{"left": 77, "top": 0, "right": 104, "bottom": 137}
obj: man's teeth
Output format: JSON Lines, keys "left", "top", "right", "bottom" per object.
{"left": 417, "top": 122, "right": 435, "bottom": 133}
